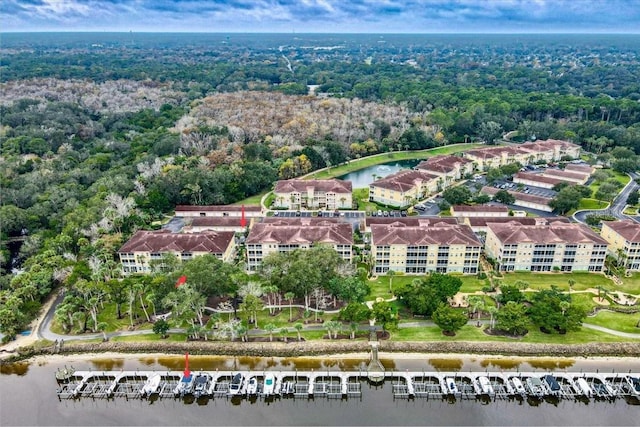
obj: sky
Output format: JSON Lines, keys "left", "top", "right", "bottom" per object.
{"left": 1, "top": 0, "right": 639, "bottom": 33}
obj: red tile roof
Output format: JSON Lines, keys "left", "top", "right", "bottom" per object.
{"left": 487, "top": 222, "right": 608, "bottom": 245}
{"left": 452, "top": 204, "right": 509, "bottom": 213}
{"left": 513, "top": 172, "right": 566, "bottom": 186}
{"left": 274, "top": 179, "right": 352, "bottom": 194}
{"left": 119, "top": 230, "right": 235, "bottom": 254}
{"left": 415, "top": 155, "right": 473, "bottom": 174}
{"left": 246, "top": 218, "right": 353, "bottom": 245}
{"left": 370, "top": 169, "right": 439, "bottom": 192}
{"left": 603, "top": 220, "right": 640, "bottom": 243}
{"left": 365, "top": 217, "right": 458, "bottom": 228}
{"left": 371, "top": 222, "right": 481, "bottom": 246}
{"left": 467, "top": 216, "right": 569, "bottom": 227}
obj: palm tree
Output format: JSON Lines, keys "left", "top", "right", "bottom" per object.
{"left": 324, "top": 320, "right": 342, "bottom": 340}
{"left": 467, "top": 296, "right": 485, "bottom": 319}
{"left": 293, "top": 322, "right": 303, "bottom": 341}
{"left": 237, "top": 324, "right": 248, "bottom": 342}
{"left": 264, "top": 323, "right": 277, "bottom": 342}
{"left": 568, "top": 279, "right": 575, "bottom": 294}
{"left": 387, "top": 270, "right": 396, "bottom": 295}
{"left": 349, "top": 322, "right": 359, "bottom": 340}
{"left": 559, "top": 301, "right": 570, "bottom": 316}
{"left": 279, "top": 327, "right": 288, "bottom": 343}
{"left": 285, "top": 292, "right": 295, "bottom": 322}
{"left": 487, "top": 306, "right": 498, "bottom": 330}
{"left": 97, "top": 322, "right": 108, "bottom": 342}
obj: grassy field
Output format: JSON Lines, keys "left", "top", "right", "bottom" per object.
{"left": 578, "top": 198, "right": 609, "bottom": 210}
{"left": 584, "top": 311, "right": 640, "bottom": 334}
{"left": 353, "top": 188, "right": 382, "bottom": 212}
{"left": 391, "top": 323, "right": 639, "bottom": 343}
{"left": 306, "top": 144, "right": 483, "bottom": 180}
{"left": 233, "top": 190, "right": 268, "bottom": 206}
{"left": 589, "top": 171, "right": 631, "bottom": 200}
{"left": 498, "top": 272, "right": 614, "bottom": 291}
{"left": 620, "top": 273, "right": 640, "bottom": 296}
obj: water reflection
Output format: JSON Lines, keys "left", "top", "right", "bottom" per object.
{"left": 480, "top": 359, "right": 522, "bottom": 370}
{"left": 89, "top": 358, "right": 124, "bottom": 370}
{"left": 428, "top": 358, "right": 463, "bottom": 371}
{"left": 526, "top": 359, "right": 575, "bottom": 370}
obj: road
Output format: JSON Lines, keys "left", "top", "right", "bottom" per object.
{"left": 574, "top": 172, "right": 639, "bottom": 224}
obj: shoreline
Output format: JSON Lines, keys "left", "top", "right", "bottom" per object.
{"left": 3, "top": 339, "right": 640, "bottom": 365}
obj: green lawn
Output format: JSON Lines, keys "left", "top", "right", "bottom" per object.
{"left": 455, "top": 274, "right": 491, "bottom": 293}
{"left": 589, "top": 171, "right": 631, "bottom": 200}
{"left": 584, "top": 311, "right": 640, "bottom": 334}
{"left": 499, "top": 272, "right": 615, "bottom": 292}
{"left": 353, "top": 188, "right": 382, "bottom": 212}
{"left": 233, "top": 190, "right": 269, "bottom": 206}
{"left": 391, "top": 322, "right": 639, "bottom": 343}
{"left": 307, "top": 144, "right": 483, "bottom": 180}
{"left": 620, "top": 273, "right": 640, "bottom": 296}
{"left": 578, "top": 198, "right": 609, "bottom": 210}
{"left": 368, "top": 274, "right": 419, "bottom": 299}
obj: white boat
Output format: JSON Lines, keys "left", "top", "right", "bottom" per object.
{"left": 477, "top": 376, "right": 495, "bottom": 396}
{"left": 445, "top": 377, "right": 460, "bottom": 396}
{"left": 246, "top": 377, "right": 258, "bottom": 395}
{"left": 174, "top": 373, "right": 195, "bottom": 397}
{"left": 140, "top": 373, "right": 161, "bottom": 397}
{"left": 263, "top": 373, "right": 275, "bottom": 396}
{"left": 192, "top": 373, "right": 212, "bottom": 398}
{"left": 526, "top": 377, "right": 546, "bottom": 397}
{"left": 511, "top": 377, "right": 526, "bottom": 396}
{"left": 228, "top": 373, "right": 245, "bottom": 396}
{"left": 574, "top": 378, "right": 593, "bottom": 397}
{"left": 627, "top": 376, "right": 640, "bottom": 396}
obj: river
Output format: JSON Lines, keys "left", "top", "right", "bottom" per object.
{"left": 338, "top": 160, "right": 421, "bottom": 188}
{"left": 1, "top": 354, "right": 639, "bottom": 426}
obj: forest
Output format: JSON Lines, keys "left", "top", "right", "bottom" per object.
{"left": 1, "top": 33, "right": 639, "bottom": 340}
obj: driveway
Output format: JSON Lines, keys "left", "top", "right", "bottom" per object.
{"left": 574, "top": 172, "right": 639, "bottom": 224}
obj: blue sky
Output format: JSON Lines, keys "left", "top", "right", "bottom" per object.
{"left": 1, "top": 0, "right": 639, "bottom": 33}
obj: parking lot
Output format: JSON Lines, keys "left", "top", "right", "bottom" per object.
{"left": 491, "top": 180, "right": 556, "bottom": 199}
{"left": 271, "top": 210, "right": 365, "bottom": 219}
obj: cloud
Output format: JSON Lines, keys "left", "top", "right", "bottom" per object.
{"left": 1, "top": 0, "right": 638, "bottom": 32}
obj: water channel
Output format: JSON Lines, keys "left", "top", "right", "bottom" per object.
{"left": 1, "top": 354, "right": 639, "bottom": 426}
{"left": 338, "top": 159, "right": 420, "bottom": 188}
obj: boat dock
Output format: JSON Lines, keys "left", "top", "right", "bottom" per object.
{"left": 56, "top": 369, "right": 640, "bottom": 402}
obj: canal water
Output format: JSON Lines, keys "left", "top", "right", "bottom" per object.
{"left": 338, "top": 160, "right": 420, "bottom": 188}
{"left": 1, "top": 355, "right": 639, "bottom": 426}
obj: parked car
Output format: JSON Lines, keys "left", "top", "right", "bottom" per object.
{"left": 383, "top": 211, "right": 389, "bottom": 217}
{"left": 401, "top": 210, "right": 407, "bottom": 217}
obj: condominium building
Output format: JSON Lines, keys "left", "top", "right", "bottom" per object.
{"left": 273, "top": 179, "right": 352, "bottom": 210}
{"left": 485, "top": 222, "right": 608, "bottom": 272}
{"left": 600, "top": 220, "right": 640, "bottom": 271}
{"left": 175, "top": 204, "right": 263, "bottom": 218}
{"left": 371, "top": 221, "right": 482, "bottom": 274}
{"left": 463, "top": 139, "right": 581, "bottom": 171}
{"left": 415, "top": 155, "right": 475, "bottom": 186}
{"left": 246, "top": 218, "right": 353, "bottom": 271}
{"left": 450, "top": 204, "right": 509, "bottom": 217}
{"left": 118, "top": 230, "right": 236, "bottom": 274}
{"left": 369, "top": 169, "right": 440, "bottom": 208}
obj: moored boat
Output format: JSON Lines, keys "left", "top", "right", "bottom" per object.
{"left": 140, "top": 373, "right": 161, "bottom": 397}
{"left": 192, "top": 373, "right": 212, "bottom": 398}
{"left": 246, "top": 376, "right": 258, "bottom": 395}
{"left": 477, "top": 376, "right": 495, "bottom": 396}
{"left": 229, "top": 373, "right": 245, "bottom": 396}
{"left": 263, "top": 373, "right": 276, "bottom": 396}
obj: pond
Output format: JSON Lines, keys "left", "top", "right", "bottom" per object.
{"left": 338, "top": 159, "right": 421, "bottom": 188}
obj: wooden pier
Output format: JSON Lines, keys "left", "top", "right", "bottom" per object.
{"left": 56, "top": 368, "right": 640, "bottom": 403}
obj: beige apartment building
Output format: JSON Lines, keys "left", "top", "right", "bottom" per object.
{"left": 601, "top": 220, "right": 640, "bottom": 271}
{"left": 464, "top": 139, "right": 581, "bottom": 170}
{"left": 369, "top": 169, "right": 440, "bottom": 208}
{"left": 371, "top": 221, "right": 482, "bottom": 275}
{"left": 273, "top": 179, "right": 352, "bottom": 210}
{"left": 415, "top": 155, "right": 475, "bottom": 186}
{"left": 246, "top": 218, "right": 353, "bottom": 271}
{"left": 485, "top": 222, "right": 608, "bottom": 272}
{"left": 118, "top": 230, "right": 236, "bottom": 274}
